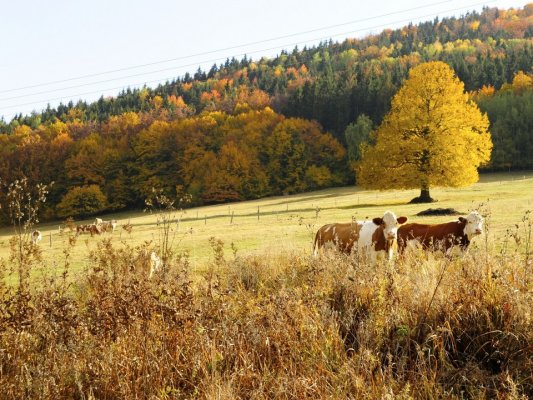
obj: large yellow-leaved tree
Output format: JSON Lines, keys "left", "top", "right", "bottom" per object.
{"left": 356, "top": 61, "right": 493, "bottom": 202}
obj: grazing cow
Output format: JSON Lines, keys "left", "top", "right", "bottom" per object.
{"left": 397, "top": 211, "right": 484, "bottom": 254}
{"left": 95, "top": 218, "right": 118, "bottom": 233}
{"left": 76, "top": 224, "right": 89, "bottom": 235}
{"left": 31, "top": 230, "right": 42, "bottom": 244}
{"left": 76, "top": 223, "right": 102, "bottom": 236}
{"left": 313, "top": 211, "right": 408, "bottom": 262}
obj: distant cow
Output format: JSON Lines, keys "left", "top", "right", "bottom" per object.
{"left": 397, "top": 211, "right": 484, "bottom": 254}
{"left": 31, "top": 230, "right": 42, "bottom": 244}
{"left": 314, "top": 211, "right": 408, "bottom": 262}
{"left": 76, "top": 223, "right": 102, "bottom": 236}
{"left": 95, "top": 218, "right": 118, "bottom": 233}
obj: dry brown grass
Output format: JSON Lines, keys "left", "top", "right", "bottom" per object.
{"left": 0, "top": 227, "right": 531, "bottom": 399}
{"left": 1, "top": 175, "right": 532, "bottom": 399}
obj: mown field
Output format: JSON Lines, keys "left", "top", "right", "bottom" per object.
{"left": 1, "top": 171, "right": 532, "bottom": 276}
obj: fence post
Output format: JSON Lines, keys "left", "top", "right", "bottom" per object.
{"left": 205, "top": 215, "right": 207, "bottom": 225}
{"left": 230, "top": 211, "right": 234, "bottom": 224}
{"left": 49, "top": 232, "right": 52, "bottom": 247}
{"left": 257, "top": 207, "right": 260, "bottom": 221}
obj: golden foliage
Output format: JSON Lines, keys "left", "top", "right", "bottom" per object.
{"left": 511, "top": 71, "right": 533, "bottom": 94}
{"left": 357, "top": 61, "right": 492, "bottom": 192}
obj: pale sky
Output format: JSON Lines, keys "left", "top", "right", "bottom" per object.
{"left": 0, "top": 0, "right": 530, "bottom": 121}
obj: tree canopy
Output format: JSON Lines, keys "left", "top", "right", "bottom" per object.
{"left": 356, "top": 61, "right": 493, "bottom": 202}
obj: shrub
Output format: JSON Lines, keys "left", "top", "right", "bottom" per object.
{"left": 56, "top": 185, "right": 107, "bottom": 218}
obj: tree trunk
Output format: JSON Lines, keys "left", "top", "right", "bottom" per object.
{"left": 419, "top": 188, "right": 432, "bottom": 202}
{"left": 409, "top": 186, "right": 436, "bottom": 203}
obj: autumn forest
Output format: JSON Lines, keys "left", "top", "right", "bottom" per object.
{"left": 1, "top": 4, "right": 532, "bottom": 221}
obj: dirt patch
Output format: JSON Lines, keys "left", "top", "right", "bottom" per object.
{"left": 416, "top": 208, "right": 462, "bottom": 216}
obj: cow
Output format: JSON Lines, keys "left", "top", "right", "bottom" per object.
{"left": 31, "top": 230, "right": 42, "bottom": 244}
{"left": 313, "top": 220, "right": 362, "bottom": 255}
{"left": 397, "top": 211, "right": 484, "bottom": 254}
{"left": 313, "top": 211, "right": 408, "bottom": 262}
{"left": 95, "top": 218, "right": 118, "bottom": 233}
{"left": 76, "top": 223, "right": 102, "bottom": 236}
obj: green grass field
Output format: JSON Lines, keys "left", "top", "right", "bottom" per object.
{"left": 1, "top": 171, "right": 532, "bottom": 275}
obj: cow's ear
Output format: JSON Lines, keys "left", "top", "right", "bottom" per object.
{"left": 458, "top": 217, "right": 466, "bottom": 223}
{"left": 397, "top": 216, "right": 408, "bottom": 224}
{"left": 372, "top": 217, "right": 383, "bottom": 225}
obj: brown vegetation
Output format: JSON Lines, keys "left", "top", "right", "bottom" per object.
{"left": 0, "top": 226, "right": 531, "bottom": 398}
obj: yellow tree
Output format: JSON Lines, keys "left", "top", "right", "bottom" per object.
{"left": 357, "top": 61, "right": 492, "bottom": 202}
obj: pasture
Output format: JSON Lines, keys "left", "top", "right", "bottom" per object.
{"left": 1, "top": 172, "right": 532, "bottom": 276}
{"left": 1, "top": 171, "right": 532, "bottom": 398}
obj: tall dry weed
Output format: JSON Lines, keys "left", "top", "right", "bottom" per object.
{"left": 0, "top": 200, "right": 531, "bottom": 398}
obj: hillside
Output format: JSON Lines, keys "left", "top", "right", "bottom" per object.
{"left": 0, "top": 4, "right": 532, "bottom": 221}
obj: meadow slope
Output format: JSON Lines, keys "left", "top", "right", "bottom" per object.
{"left": 1, "top": 172, "right": 532, "bottom": 275}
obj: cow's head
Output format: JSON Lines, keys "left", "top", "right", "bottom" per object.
{"left": 372, "top": 211, "right": 408, "bottom": 242}
{"left": 459, "top": 211, "right": 484, "bottom": 238}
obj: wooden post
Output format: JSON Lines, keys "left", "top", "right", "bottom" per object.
{"left": 49, "top": 232, "right": 52, "bottom": 247}
{"left": 205, "top": 215, "right": 207, "bottom": 225}
{"left": 257, "top": 206, "right": 260, "bottom": 221}
{"left": 230, "top": 211, "right": 234, "bottom": 224}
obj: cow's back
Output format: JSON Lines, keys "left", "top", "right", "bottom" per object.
{"left": 314, "top": 222, "right": 362, "bottom": 254}
{"left": 398, "top": 221, "right": 465, "bottom": 251}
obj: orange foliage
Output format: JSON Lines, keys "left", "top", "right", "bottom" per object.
{"left": 167, "top": 95, "right": 187, "bottom": 108}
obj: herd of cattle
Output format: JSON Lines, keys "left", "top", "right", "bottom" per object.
{"left": 29, "top": 211, "right": 484, "bottom": 271}
{"left": 30, "top": 217, "right": 161, "bottom": 278}
{"left": 313, "top": 210, "right": 484, "bottom": 261}
{"left": 30, "top": 218, "right": 118, "bottom": 245}
{"left": 76, "top": 218, "right": 118, "bottom": 236}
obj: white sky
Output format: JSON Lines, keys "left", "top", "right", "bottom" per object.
{"left": 0, "top": 0, "right": 531, "bottom": 121}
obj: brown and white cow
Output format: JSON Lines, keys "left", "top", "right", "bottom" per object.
{"left": 76, "top": 223, "right": 102, "bottom": 236}
{"left": 95, "top": 218, "right": 118, "bottom": 233}
{"left": 31, "top": 230, "right": 42, "bottom": 244}
{"left": 313, "top": 221, "right": 362, "bottom": 255}
{"left": 314, "top": 211, "right": 408, "bottom": 262}
{"left": 397, "top": 211, "right": 484, "bottom": 254}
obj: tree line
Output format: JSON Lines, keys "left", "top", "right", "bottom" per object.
{"left": 0, "top": 107, "right": 347, "bottom": 221}
{"left": 0, "top": 4, "right": 532, "bottom": 220}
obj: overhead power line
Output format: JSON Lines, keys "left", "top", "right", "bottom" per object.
{"left": 0, "top": 0, "right": 453, "bottom": 95}
{"left": 0, "top": 0, "right": 499, "bottom": 113}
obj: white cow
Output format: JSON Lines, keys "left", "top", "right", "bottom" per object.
{"left": 31, "top": 230, "right": 42, "bottom": 244}
{"left": 95, "top": 218, "right": 118, "bottom": 232}
{"left": 356, "top": 211, "right": 408, "bottom": 263}
{"left": 313, "top": 210, "right": 407, "bottom": 263}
